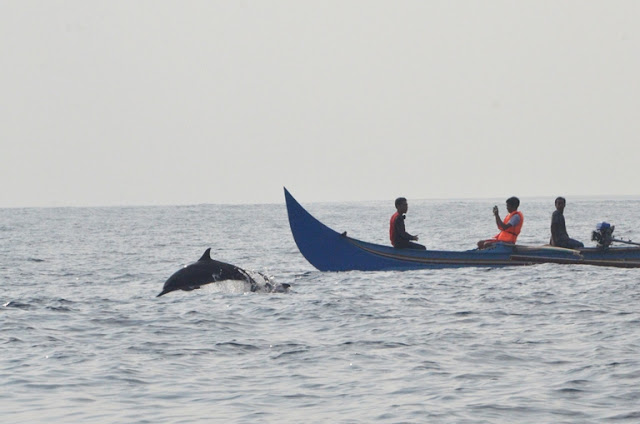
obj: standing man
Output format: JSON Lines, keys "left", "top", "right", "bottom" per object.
{"left": 390, "top": 197, "right": 426, "bottom": 250}
{"left": 477, "top": 197, "right": 524, "bottom": 249}
{"left": 550, "top": 197, "right": 584, "bottom": 249}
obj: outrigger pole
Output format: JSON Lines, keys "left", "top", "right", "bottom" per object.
{"left": 611, "top": 238, "right": 640, "bottom": 247}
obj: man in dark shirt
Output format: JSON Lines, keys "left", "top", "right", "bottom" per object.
{"left": 550, "top": 197, "right": 584, "bottom": 249}
{"left": 389, "top": 197, "right": 426, "bottom": 250}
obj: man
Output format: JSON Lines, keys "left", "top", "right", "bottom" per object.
{"left": 477, "top": 196, "right": 523, "bottom": 249}
{"left": 390, "top": 197, "right": 426, "bottom": 250}
{"left": 550, "top": 196, "right": 584, "bottom": 249}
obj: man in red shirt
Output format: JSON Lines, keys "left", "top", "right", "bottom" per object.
{"left": 390, "top": 197, "right": 426, "bottom": 250}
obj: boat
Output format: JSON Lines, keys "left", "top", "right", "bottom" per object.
{"left": 284, "top": 188, "right": 640, "bottom": 271}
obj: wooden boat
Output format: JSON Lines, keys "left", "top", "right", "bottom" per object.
{"left": 284, "top": 188, "right": 640, "bottom": 271}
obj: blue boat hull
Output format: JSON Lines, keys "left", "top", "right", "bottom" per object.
{"left": 284, "top": 188, "right": 640, "bottom": 271}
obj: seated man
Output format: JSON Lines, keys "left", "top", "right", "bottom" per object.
{"left": 477, "top": 197, "right": 523, "bottom": 249}
{"left": 550, "top": 196, "right": 584, "bottom": 249}
{"left": 390, "top": 197, "right": 426, "bottom": 250}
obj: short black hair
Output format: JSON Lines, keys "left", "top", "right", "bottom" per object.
{"left": 555, "top": 196, "right": 566, "bottom": 204}
{"left": 395, "top": 197, "right": 407, "bottom": 208}
{"left": 506, "top": 196, "right": 520, "bottom": 208}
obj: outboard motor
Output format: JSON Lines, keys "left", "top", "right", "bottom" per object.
{"left": 591, "top": 222, "right": 615, "bottom": 248}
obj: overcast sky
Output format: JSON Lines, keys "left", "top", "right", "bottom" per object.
{"left": 1, "top": 1, "right": 639, "bottom": 207}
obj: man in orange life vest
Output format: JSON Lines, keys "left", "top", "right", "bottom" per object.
{"left": 477, "top": 196, "right": 524, "bottom": 249}
{"left": 390, "top": 197, "right": 426, "bottom": 250}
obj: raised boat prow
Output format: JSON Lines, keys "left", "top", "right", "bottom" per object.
{"left": 285, "top": 187, "right": 400, "bottom": 271}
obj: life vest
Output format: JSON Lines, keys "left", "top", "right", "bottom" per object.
{"left": 495, "top": 210, "right": 524, "bottom": 243}
{"left": 389, "top": 212, "right": 401, "bottom": 246}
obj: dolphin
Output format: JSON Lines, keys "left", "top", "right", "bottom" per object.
{"left": 157, "top": 248, "right": 289, "bottom": 297}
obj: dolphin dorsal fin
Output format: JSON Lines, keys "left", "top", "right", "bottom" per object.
{"left": 198, "top": 248, "right": 212, "bottom": 262}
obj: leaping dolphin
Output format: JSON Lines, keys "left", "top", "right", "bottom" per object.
{"left": 157, "top": 248, "right": 289, "bottom": 297}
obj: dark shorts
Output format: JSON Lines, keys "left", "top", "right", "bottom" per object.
{"left": 394, "top": 240, "right": 427, "bottom": 250}
{"left": 554, "top": 238, "right": 584, "bottom": 249}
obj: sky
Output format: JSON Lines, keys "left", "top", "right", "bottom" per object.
{"left": 1, "top": 1, "right": 639, "bottom": 208}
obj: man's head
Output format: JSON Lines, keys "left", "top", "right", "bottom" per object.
{"left": 506, "top": 196, "right": 520, "bottom": 212}
{"left": 555, "top": 196, "right": 566, "bottom": 212}
{"left": 395, "top": 197, "right": 408, "bottom": 214}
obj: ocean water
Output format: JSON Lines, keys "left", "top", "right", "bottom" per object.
{"left": 2, "top": 196, "right": 640, "bottom": 423}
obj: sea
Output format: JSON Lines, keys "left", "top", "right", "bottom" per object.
{"left": 2, "top": 195, "right": 640, "bottom": 424}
